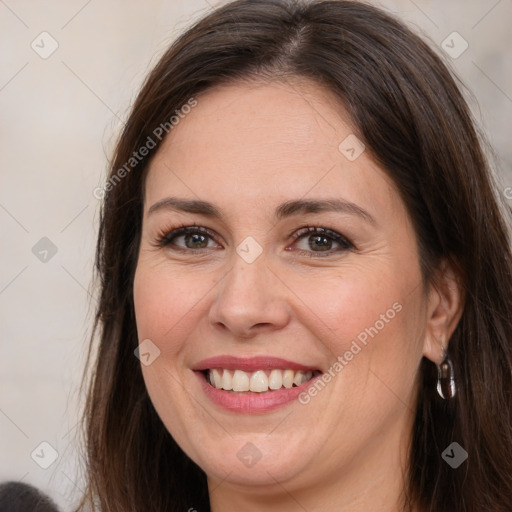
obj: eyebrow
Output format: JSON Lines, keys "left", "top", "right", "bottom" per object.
{"left": 148, "top": 197, "right": 376, "bottom": 225}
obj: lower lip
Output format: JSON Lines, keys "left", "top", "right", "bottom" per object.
{"left": 195, "top": 371, "right": 321, "bottom": 413}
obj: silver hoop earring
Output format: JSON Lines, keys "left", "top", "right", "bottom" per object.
{"left": 437, "top": 355, "right": 456, "bottom": 399}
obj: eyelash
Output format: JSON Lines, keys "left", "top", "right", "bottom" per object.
{"left": 154, "top": 223, "right": 354, "bottom": 258}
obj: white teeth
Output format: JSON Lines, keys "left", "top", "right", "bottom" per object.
{"left": 268, "top": 369, "right": 282, "bottom": 390}
{"left": 250, "top": 370, "right": 268, "bottom": 392}
{"left": 293, "top": 371, "right": 305, "bottom": 387}
{"left": 212, "top": 368, "right": 222, "bottom": 388}
{"left": 221, "top": 369, "right": 233, "bottom": 390}
{"left": 206, "top": 368, "right": 315, "bottom": 392}
{"left": 282, "top": 369, "right": 294, "bottom": 389}
{"left": 232, "top": 370, "right": 250, "bottom": 392}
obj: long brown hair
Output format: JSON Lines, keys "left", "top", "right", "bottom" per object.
{"left": 77, "top": 1, "right": 512, "bottom": 510}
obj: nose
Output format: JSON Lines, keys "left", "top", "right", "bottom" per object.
{"left": 208, "top": 251, "right": 291, "bottom": 339}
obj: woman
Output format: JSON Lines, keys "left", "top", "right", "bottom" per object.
{"left": 78, "top": 0, "right": 512, "bottom": 510}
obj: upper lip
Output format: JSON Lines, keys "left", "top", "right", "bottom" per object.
{"left": 192, "top": 355, "right": 321, "bottom": 372}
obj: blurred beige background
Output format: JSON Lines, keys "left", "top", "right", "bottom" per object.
{"left": 1, "top": 0, "right": 511, "bottom": 509}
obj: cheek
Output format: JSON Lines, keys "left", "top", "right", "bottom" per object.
{"left": 133, "top": 262, "right": 209, "bottom": 451}
{"left": 312, "top": 277, "right": 422, "bottom": 429}
{"left": 291, "top": 258, "right": 424, "bottom": 393}
{"left": 331, "top": 283, "right": 423, "bottom": 415}
{"left": 133, "top": 261, "right": 215, "bottom": 350}
{"left": 284, "top": 261, "right": 409, "bottom": 346}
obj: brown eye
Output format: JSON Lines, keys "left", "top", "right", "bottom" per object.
{"left": 158, "top": 226, "right": 221, "bottom": 251}
{"left": 291, "top": 226, "right": 353, "bottom": 257}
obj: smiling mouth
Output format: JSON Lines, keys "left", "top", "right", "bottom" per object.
{"left": 202, "top": 368, "right": 322, "bottom": 393}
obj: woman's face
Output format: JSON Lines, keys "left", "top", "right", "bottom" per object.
{"left": 133, "top": 79, "right": 435, "bottom": 499}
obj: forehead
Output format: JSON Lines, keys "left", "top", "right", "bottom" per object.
{"left": 144, "top": 79, "right": 399, "bottom": 221}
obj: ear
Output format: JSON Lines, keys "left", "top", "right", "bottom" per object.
{"left": 422, "top": 259, "right": 465, "bottom": 365}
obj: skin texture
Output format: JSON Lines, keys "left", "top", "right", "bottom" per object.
{"left": 133, "top": 79, "right": 463, "bottom": 512}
